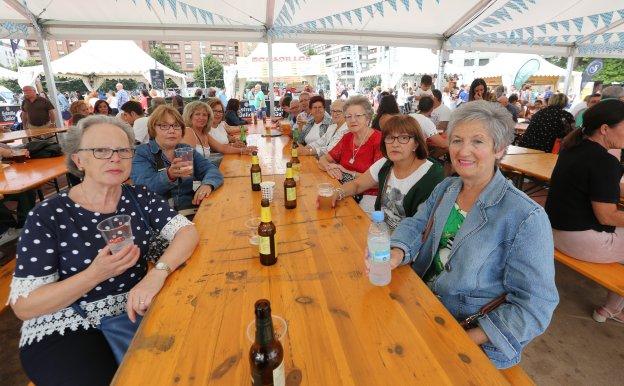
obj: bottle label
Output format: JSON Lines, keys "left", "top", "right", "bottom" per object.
{"left": 371, "top": 249, "right": 390, "bottom": 262}
{"left": 259, "top": 236, "right": 276, "bottom": 255}
{"left": 251, "top": 155, "right": 259, "bottom": 164}
{"left": 252, "top": 172, "right": 261, "bottom": 184}
{"left": 286, "top": 187, "right": 296, "bottom": 201}
{"left": 285, "top": 168, "right": 293, "bottom": 179}
{"left": 291, "top": 148, "right": 298, "bottom": 157}
{"left": 272, "top": 360, "right": 285, "bottom": 386}
{"left": 260, "top": 207, "right": 271, "bottom": 222}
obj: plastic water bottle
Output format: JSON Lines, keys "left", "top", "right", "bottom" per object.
{"left": 368, "top": 211, "right": 391, "bottom": 286}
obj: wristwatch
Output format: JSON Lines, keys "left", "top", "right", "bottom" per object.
{"left": 154, "top": 261, "right": 172, "bottom": 274}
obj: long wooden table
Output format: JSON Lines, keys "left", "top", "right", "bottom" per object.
{"left": 500, "top": 152, "right": 557, "bottom": 182}
{"left": 0, "top": 156, "right": 67, "bottom": 195}
{"left": 113, "top": 131, "right": 508, "bottom": 385}
{"left": 0, "top": 126, "right": 67, "bottom": 144}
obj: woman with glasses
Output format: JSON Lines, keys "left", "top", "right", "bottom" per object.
{"left": 296, "top": 95, "right": 333, "bottom": 146}
{"left": 318, "top": 95, "right": 383, "bottom": 213}
{"left": 131, "top": 105, "right": 223, "bottom": 212}
{"left": 297, "top": 99, "right": 348, "bottom": 157}
{"left": 327, "top": 115, "right": 444, "bottom": 230}
{"left": 204, "top": 99, "right": 256, "bottom": 155}
{"left": 10, "top": 115, "right": 199, "bottom": 385}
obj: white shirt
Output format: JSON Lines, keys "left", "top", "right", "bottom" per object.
{"left": 397, "top": 88, "right": 408, "bottom": 105}
{"left": 303, "top": 122, "right": 322, "bottom": 145}
{"left": 369, "top": 158, "right": 433, "bottom": 230}
{"left": 133, "top": 117, "right": 149, "bottom": 144}
{"left": 409, "top": 113, "right": 438, "bottom": 138}
{"left": 208, "top": 122, "right": 229, "bottom": 145}
{"left": 414, "top": 88, "right": 433, "bottom": 99}
{"left": 308, "top": 122, "right": 348, "bottom": 157}
{"left": 431, "top": 104, "right": 451, "bottom": 127}
{"left": 569, "top": 101, "right": 588, "bottom": 118}
{"left": 108, "top": 96, "right": 118, "bottom": 109}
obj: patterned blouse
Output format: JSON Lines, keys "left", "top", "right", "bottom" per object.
{"left": 518, "top": 106, "right": 574, "bottom": 152}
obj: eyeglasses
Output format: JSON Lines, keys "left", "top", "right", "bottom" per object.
{"left": 344, "top": 113, "right": 368, "bottom": 121}
{"left": 330, "top": 109, "right": 343, "bottom": 114}
{"left": 384, "top": 135, "right": 414, "bottom": 144}
{"left": 156, "top": 124, "right": 183, "bottom": 132}
{"left": 213, "top": 110, "right": 224, "bottom": 115}
{"left": 78, "top": 147, "right": 135, "bottom": 159}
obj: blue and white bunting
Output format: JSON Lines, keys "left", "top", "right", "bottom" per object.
{"left": 572, "top": 17, "right": 583, "bottom": 32}
{"left": 374, "top": 2, "right": 384, "bottom": 16}
{"left": 145, "top": 0, "right": 152, "bottom": 10}
{"left": 548, "top": 36, "right": 557, "bottom": 45}
{"left": 388, "top": 0, "right": 397, "bottom": 12}
{"left": 343, "top": 11, "right": 353, "bottom": 24}
{"left": 416, "top": 0, "right": 423, "bottom": 11}
{"left": 537, "top": 24, "right": 547, "bottom": 34}
{"left": 179, "top": 1, "right": 187, "bottom": 17}
{"left": 549, "top": 22, "right": 559, "bottom": 31}
{"left": 334, "top": 13, "right": 343, "bottom": 25}
{"left": 401, "top": 0, "right": 409, "bottom": 11}
{"left": 587, "top": 14, "right": 600, "bottom": 28}
{"left": 525, "top": 26, "right": 534, "bottom": 37}
{"left": 603, "top": 33, "right": 613, "bottom": 43}
{"left": 560, "top": 20, "right": 569, "bottom": 32}
{"left": 156, "top": 0, "right": 165, "bottom": 9}
{"left": 365, "top": 5, "right": 374, "bottom": 18}
{"left": 188, "top": 5, "right": 198, "bottom": 20}
{"left": 600, "top": 11, "right": 613, "bottom": 26}
{"left": 353, "top": 8, "right": 363, "bottom": 22}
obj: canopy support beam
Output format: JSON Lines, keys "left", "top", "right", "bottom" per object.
{"left": 267, "top": 35, "right": 275, "bottom": 119}
{"left": 563, "top": 47, "right": 576, "bottom": 96}
{"left": 435, "top": 43, "right": 447, "bottom": 90}
{"left": 6, "top": 0, "right": 64, "bottom": 129}
{"left": 443, "top": 0, "right": 494, "bottom": 38}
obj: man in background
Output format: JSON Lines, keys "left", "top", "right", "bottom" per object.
{"left": 21, "top": 86, "right": 56, "bottom": 129}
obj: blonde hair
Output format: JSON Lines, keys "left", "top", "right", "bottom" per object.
{"left": 147, "top": 105, "right": 186, "bottom": 139}
{"left": 548, "top": 93, "right": 568, "bottom": 108}
{"left": 183, "top": 101, "right": 213, "bottom": 134}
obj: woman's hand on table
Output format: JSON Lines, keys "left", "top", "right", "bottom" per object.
{"left": 126, "top": 269, "right": 167, "bottom": 323}
{"left": 241, "top": 146, "right": 258, "bottom": 155}
{"left": 362, "top": 247, "right": 404, "bottom": 275}
{"left": 168, "top": 157, "right": 193, "bottom": 179}
{"left": 192, "top": 184, "right": 213, "bottom": 205}
{"left": 86, "top": 244, "right": 141, "bottom": 283}
{"left": 325, "top": 163, "right": 344, "bottom": 179}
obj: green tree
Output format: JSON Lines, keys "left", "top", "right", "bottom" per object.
{"left": 193, "top": 54, "right": 224, "bottom": 88}
{"left": 149, "top": 45, "right": 182, "bottom": 89}
{"left": 305, "top": 48, "right": 317, "bottom": 56}
{"left": 545, "top": 56, "right": 624, "bottom": 83}
{"left": 100, "top": 79, "right": 139, "bottom": 93}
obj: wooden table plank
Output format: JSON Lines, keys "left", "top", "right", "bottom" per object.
{"left": 506, "top": 145, "right": 544, "bottom": 155}
{"left": 114, "top": 137, "right": 507, "bottom": 386}
{"left": 0, "top": 156, "right": 67, "bottom": 194}
{"left": 0, "top": 127, "right": 67, "bottom": 143}
{"left": 500, "top": 152, "right": 557, "bottom": 182}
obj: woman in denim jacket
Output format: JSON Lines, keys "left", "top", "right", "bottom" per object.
{"left": 131, "top": 105, "right": 223, "bottom": 211}
{"left": 389, "top": 101, "right": 559, "bottom": 368}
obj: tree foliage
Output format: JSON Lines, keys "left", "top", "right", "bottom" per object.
{"left": 305, "top": 48, "right": 317, "bottom": 56}
{"left": 149, "top": 45, "right": 182, "bottom": 89}
{"left": 193, "top": 54, "right": 224, "bottom": 88}
{"left": 545, "top": 56, "right": 624, "bottom": 84}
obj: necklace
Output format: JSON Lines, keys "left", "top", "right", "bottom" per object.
{"left": 349, "top": 129, "right": 372, "bottom": 164}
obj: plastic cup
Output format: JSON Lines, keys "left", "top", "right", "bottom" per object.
{"left": 245, "top": 217, "right": 261, "bottom": 245}
{"left": 174, "top": 147, "right": 194, "bottom": 173}
{"left": 280, "top": 120, "right": 292, "bottom": 135}
{"left": 246, "top": 315, "right": 287, "bottom": 343}
{"left": 260, "top": 181, "right": 276, "bottom": 202}
{"left": 317, "top": 183, "right": 334, "bottom": 210}
{"left": 11, "top": 149, "right": 28, "bottom": 163}
{"left": 97, "top": 215, "right": 133, "bottom": 254}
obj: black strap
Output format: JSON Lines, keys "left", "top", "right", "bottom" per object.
{"left": 153, "top": 149, "right": 165, "bottom": 171}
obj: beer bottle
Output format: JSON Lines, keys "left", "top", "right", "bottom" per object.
{"left": 292, "top": 127, "right": 299, "bottom": 146}
{"left": 249, "top": 299, "right": 285, "bottom": 386}
{"left": 283, "top": 162, "right": 297, "bottom": 209}
{"left": 258, "top": 199, "right": 277, "bottom": 265}
{"left": 251, "top": 151, "right": 262, "bottom": 191}
{"left": 240, "top": 125, "right": 247, "bottom": 145}
{"left": 290, "top": 147, "right": 300, "bottom": 182}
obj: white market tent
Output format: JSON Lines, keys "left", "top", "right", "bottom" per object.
{"left": 17, "top": 40, "right": 187, "bottom": 91}
{"left": 0, "top": 66, "right": 18, "bottom": 81}
{"left": 2, "top": 0, "right": 624, "bottom": 127}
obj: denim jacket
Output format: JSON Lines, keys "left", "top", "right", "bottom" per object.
{"left": 131, "top": 140, "right": 224, "bottom": 209}
{"left": 391, "top": 169, "right": 558, "bottom": 368}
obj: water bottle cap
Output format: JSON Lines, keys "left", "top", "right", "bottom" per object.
{"left": 371, "top": 211, "right": 384, "bottom": 222}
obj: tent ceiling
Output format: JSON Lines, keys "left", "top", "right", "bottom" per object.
{"left": 1, "top": 0, "right": 623, "bottom": 58}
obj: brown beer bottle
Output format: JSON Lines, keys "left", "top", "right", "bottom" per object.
{"left": 249, "top": 299, "right": 285, "bottom": 386}
{"left": 283, "top": 162, "right": 297, "bottom": 209}
{"left": 251, "top": 151, "right": 262, "bottom": 191}
{"left": 258, "top": 199, "right": 277, "bottom": 266}
{"left": 290, "top": 147, "right": 300, "bottom": 182}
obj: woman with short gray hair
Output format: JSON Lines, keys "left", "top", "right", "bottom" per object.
{"left": 389, "top": 100, "right": 559, "bottom": 369}
{"left": 518, "top": 92, "right": 574, "bottom": 152}
{"left": 11, "top": 114, "right": 199, "bottom": 385}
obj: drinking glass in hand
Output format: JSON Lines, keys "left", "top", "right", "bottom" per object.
{"left": 97, "top": 215, "right": 134, "bottom": 254}
{"left": 174, "top": 147, "right": 194, "bottom": 173}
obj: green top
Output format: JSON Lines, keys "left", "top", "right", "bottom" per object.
{"left": 423, "top": 203, "right": 466, "bottom": 287}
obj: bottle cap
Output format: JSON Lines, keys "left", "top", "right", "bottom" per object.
{"left": 252, "top": 150, "right": 258, "bottom": 156}
{"left": 371, "top": 211, "right": 384, "bottom": 223}
{"left": 254, "top": 299, "right": 271, "bottom": 319}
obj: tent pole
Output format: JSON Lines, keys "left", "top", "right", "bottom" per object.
{"left": 436, "top": 42, "right": 447, "bottom": 90}
{"left": 267, "top": 35, "right": 275, "bottom": 119}
{"left": 563, "top": 47, "right": 576, "bottom": 96}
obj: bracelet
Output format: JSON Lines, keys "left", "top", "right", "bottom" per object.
{"left": 335, "top": 187, "right": 345, "bottom": 201}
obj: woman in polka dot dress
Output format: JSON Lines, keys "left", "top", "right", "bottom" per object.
{"left": 518, "top": 93, "right": 575, "bottom": 152}
{"left": 8, "top": 116, "right": 199, "bottom": 386}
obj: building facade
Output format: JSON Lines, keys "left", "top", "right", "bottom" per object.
{"left": 297, "top": 43, "right": 370, "bottom": 85}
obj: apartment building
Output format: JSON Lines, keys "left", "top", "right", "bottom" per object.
{"left": 298, "top": 44, "right": 370, "bottom": 85}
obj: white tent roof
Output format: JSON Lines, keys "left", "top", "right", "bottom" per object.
{"left": 475, "top": 53, "right": 568, "bottom": 78}
{"left": 0, "top": 66, "right": 18, "bottom": 81}
{"left": 235, "top": 43, "right": 326, "bottom": 79}
{"left": 1, "top": 0, "right": 624, "bottom": 57}
{"left": 17, "top": 40, "right": 186, "bottom": 89}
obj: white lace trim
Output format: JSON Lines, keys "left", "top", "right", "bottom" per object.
{"left": 160, "top": 214, "right": 193, "bottom": 241}
{"left": 18, "top": 293, "right": 129, "bottom": 347}
{"left": 8, "top": 272, "right": 60, "bottom": 305}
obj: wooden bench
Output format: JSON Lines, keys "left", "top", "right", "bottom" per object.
{"left": 501, "top": 365, "right": 535, "bottom": 385}
{"left": 554, "top": 249, "right": 624, "bottom": 297}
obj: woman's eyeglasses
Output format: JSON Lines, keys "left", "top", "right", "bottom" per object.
{"left": 384, "top": 135, "right": 414, "bottom": 144}
{"left": 156, "top": 124, "right": 183, "bottom": 131}
{"left": 78, "top": 147, "right": 135, "bottom": 159}
{"left": 344, "top": 113, "right": 368, "bottom": 121}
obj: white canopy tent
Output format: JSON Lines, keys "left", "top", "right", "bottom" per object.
{"left": 17, "top": 40, "right": 187, "bottom": 91}
{"left": 0, "top": 66, "right": 18, "bottom": 81}
{"left": 2, "top": 0, "right": 624, "bottom": 124}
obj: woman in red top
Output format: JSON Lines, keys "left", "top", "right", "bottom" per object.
{"left": 319, "top": 95, "right": 382, "bottom": 213}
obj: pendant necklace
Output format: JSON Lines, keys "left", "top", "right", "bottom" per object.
{"left": 349, "top": 130, "right": 371, "bottom": 164}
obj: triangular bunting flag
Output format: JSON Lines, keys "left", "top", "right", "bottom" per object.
{"left": 513, "top": 0, "right": 528, "bottom": 11}
{"left": 587, "top": 14, "right": 599, "bottom": 28}
{"left": 572, "top": 17, "right": 583, "bottom": 32}
{"left": 536, "top": 36, "right": 545, "bottom": 44}
{"left": 480, "top": 21, "right": 492, "bottom": 28}
{"left": 319, "top": 18, "right": 326, "bottom": 28}
{"left": 603, "top": 33, "right": 612, "bottom": 43}
{"left": 326, "top": 16, "right": 334, "bottom": 28}
{"left": 287, "top": 0, "right": 296, "bottom": 15}
{"left": 145, "top": 0, "right": 152, "bottom": 10}
{"left": 515, "top": 28, "right": 523, "bottom": 38}
{"left": 293, "top": 0, "right": 300, "bottom": 8}
{"left": 388, "top": 0, "right": 397, "bottom": 12}
{"left": 527, "top": 37, "right": 534, "bottom": 46}
{"left": 562, "top": 35, "right": 570, "bottom": 42}
{"left": 507, "top": 3, "right": 522, "bottom": 13}
{"left": 343, "top": 11, "right": 352, "bottom": 24}
{"left": 189, "top": 5, "right": 198, "bottom": 20}
{"left": 600, "top": 11, "right": 613, "bottom": 26}
{"left": 401, "top": 0, "right": 409, "bottom": 11}
{"left": 618, "top": 10, "right": 624, "bottom": 20}
{"left": 483, "top": 17, "right": 499, "bottom": 25}
{"left": 589, "top": 35, "right": 597, "bottom": 44}
{"left": 549, "top": 21, "right": 559, "bottom": 31}
{"left": 179, "top": 2, "right": 188, "bottom": 17}
{"left": 354, "top": 8, "right": 363, "bottom": 22}
{"left": 474, "top": 25, "right": 485, "bottom": 33}
{"left": 374, "top": 1, "right": 384, "bottom": 16}
{"left": 334, "top": 13, "right": 343, "bottom": 25}
{"left": 618, "top": 32, "right": 624, "bottom": 42}
{"left": 499, "top": 31, "right": 507, "bottom": 38}
{"left": 365, "top": 5, "right": 374, "bottom": 18}
{"left": 168, "top": 0, "right": 177, "bottom": 17}
{"left": 416, "top": 0, "right": 423, "bottom": 11}
{"left": 575, "top": 35, "right": 583, "bottom": 41}
{"left": 156, "top": 0, "right": 165, "bottom": 9}
{"left": 560, "top": 20, "right": 569, "bottom": 31}
{"left": 548, "top": 36, "right": 557, "bottom": 45}
{"left": 206, "top": 11, "right": 214, "bottom": 24}
{"left": 537, "top": 24, "right": 547, "bottom": 34}
{"left": 217, "top": 15, "right": 225, "bottom": 23}
{"left": 525, "top": 26, "right": 534, "bottom": 36}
